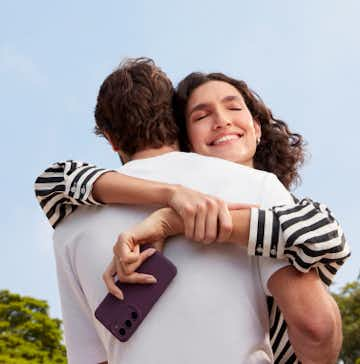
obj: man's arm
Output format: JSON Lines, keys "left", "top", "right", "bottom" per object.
{"left": 268, "top": 266, "right": 342, "bottom": 363}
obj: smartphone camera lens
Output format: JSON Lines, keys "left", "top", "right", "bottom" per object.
{"left": 131, "top": 311, "right": 138, "bottom": 320}
{"left": 125, "top": 320, "right": 132, "bottom": 328}
{"left": 119, "top": 328, "right": 126, "bottom": 336}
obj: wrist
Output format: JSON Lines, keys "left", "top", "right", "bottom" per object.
{"left": 159, "top": 207, "right": 184, "bottom": 236}
{"left": 163, "top": 184, "right": 181, "bottom": 207}
{"left": 228, "top": 209, "right": 251, "bottom": 247}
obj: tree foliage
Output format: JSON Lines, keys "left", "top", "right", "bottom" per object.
{"left": 332, "top": 279, "right": 360, "bottom": 364}
{"left": 1, "top": 280, "right": 359, "bottom": 364}
{"left": 0, "top": 290, "right": 66, "bottom": 363}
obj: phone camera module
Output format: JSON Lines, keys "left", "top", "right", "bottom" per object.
{"left": 119, "top": 328, "right": 126, "bottom": 336}
{"left": 131, "top": 311, "right": 138, "bottom": 320}
{"left": 125, "top": 320, "right": 132, "bottom": 327}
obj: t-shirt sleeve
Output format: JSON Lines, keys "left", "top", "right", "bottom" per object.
{"left": 256, "top": 173, "right": 295, "bottom": 296}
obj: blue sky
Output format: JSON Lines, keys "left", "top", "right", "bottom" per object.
{"left": 1, "top": 0, "right": 359, "bottom": 319}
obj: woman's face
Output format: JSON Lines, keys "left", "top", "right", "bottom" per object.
{"left": 186, "top": 80, "right": 261, "bottom": 167}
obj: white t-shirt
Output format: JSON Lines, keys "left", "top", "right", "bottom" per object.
{"left": 54, "top": 152, "right": 294, "bottom": 364}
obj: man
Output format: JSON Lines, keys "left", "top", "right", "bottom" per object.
{"left": 35, "top": 58, "right": 343, "bottom": 363}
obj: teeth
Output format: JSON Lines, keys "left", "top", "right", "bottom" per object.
{"left": 213, "top": 135, "right": 240, "bottom": 145}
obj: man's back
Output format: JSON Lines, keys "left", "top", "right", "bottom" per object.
{"left": 54, "top": 152, "right": 293, "bottom": 364}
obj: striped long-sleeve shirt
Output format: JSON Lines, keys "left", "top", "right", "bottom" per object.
{"left": 34, "top": 160, "right": 350, "bottom": 364}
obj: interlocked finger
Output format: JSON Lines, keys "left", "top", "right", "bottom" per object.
{"left": 113, "top": 234, "right": 139, "bottom": 265}
{"left": 120, "top": 248, "right": 157, "bottom": 275}
{"left": 115, "top": 256, "right": 157, "bottom": 285}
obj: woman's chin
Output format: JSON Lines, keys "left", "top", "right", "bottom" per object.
{"left": 206, "top": 145, "right": 254, "bottom": 166}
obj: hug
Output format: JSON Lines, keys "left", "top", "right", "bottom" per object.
{"left": 35, "top": 58, "right": 349, "bottom": 363}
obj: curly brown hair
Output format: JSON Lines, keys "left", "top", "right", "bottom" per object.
{"left": 174, "top": 72, "right": 305, "bottom": 189}
{"left": 94, "top": 58, "right": 179, "bottom": 156}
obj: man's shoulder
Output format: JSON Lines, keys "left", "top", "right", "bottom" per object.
{"left": 186, "top": 153, "right": 273, "bottom": 180}
{"left": 142, "top": 152, "right": 271, "bottom": 177}
{"left": 120, "top": 151, "right": 272, "bottom": 180}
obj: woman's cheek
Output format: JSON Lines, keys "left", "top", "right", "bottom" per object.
{"left": 189, "top": 125, "right": 204, "bottom": 150}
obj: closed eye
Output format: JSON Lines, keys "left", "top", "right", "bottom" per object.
{"left": 195, "top": 113, "right": 210, "bottom": 121}
{"left": 229, "top": 107, "right": 242, "bottom": 111}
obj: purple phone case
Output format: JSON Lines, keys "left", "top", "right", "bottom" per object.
{"left": 95, "top": 246, "right": 177, "bottom": 342}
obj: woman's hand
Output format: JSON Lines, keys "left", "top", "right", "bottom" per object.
{"left": 167, "top": 185, "right": 253, "bottom": 244}
{"left": 102, "top": 201, "right": 256, "bottom": 299}
{"left": 102, "top": 208, "right": 183, "bottom": 299}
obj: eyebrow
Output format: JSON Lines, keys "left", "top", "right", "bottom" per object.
{"left": 222, "top": 95, "right": 243, "bottom": 103}
{"left": 188, "top": 102, "right": 210, "bottom": 117}
{"left": 188, "top": 95, "right": 243, "bottom": 117}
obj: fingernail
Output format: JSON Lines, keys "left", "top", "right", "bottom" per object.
{"left": 149, "top": 248, "right": 157, "bottom": 255}
{"left": 117, "top": 293, "right": 124, "bottom": 300}
{"left": 147, "top": 277, "right": 157, "bottom": 283}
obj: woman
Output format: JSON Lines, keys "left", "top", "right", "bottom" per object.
{"left": 35, "top": 70, "right": 348, "bottom": 363}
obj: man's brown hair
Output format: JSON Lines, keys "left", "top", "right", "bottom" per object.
{"left": 94, "top": 58, "right": 179, "bottom": 156}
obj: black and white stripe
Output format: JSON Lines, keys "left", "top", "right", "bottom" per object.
{"left": 250, "top": 199, "right": 350, "bottom": 362}
{"left": 249, "top": 199, "right": 351, "bottom": 282}
{"left": 267, "top": 297, "right": 300, "bottom": 363}
{"left": 34, "top": 160, "right": 350, "bottom": 363}
{"left": 34, "top": 161, "right": 111, "bottom": 228}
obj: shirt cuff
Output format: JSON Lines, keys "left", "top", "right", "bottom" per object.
{"left": 85, "top": 168, "right": 114, "bottom": 205}
{"left": 65, "top": 167, "right": 113, "bottom": 206}
{"left": 248, "top": 208, "right": 286, "bottom": 260}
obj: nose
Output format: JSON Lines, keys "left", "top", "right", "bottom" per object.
{"left": 212, "top": 110, "right": 232, "bottom": 130}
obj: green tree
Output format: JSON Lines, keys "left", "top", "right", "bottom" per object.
{"left": 0, "top": 290, "right": 66, "bottom": 363}
{"left": 332, "top": 279, "right": 360, "bottom": 364}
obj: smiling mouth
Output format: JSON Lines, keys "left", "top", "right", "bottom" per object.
{"left": 210, "top": 134, "right": 243, "bottom": 146}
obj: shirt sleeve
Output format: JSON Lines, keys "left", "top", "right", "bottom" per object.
{"left": 248, "top": 178, "right": 351, "bottom": 286}
{"left": 254, "top": 173, "right": 294, "bottom": 296}
{"left": 34, "top": 160, "right": 113, "bottom": 228}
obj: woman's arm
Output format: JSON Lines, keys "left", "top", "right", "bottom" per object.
{"left": 34, "top": 160, "right": 179, "bottom": 227}
{"left": 35, "top": 161, "right": 350, "bottom": 286}
{"left": 92, "top": 171, "right": 176, "bottom": 205}
{"left": 107, "top": 206, "right": 347, "bottom": 363}
{"left": 34, "top": 161, "right": 111, "bottom": 228}
{"left": 109, "top": 203, "right": 350, "bottom": 290}
{"left": 245, "top": 199, "right": 351, "bottom": 286}
{"left": 34, "top": 160, "right": 235, "bottom": 242}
